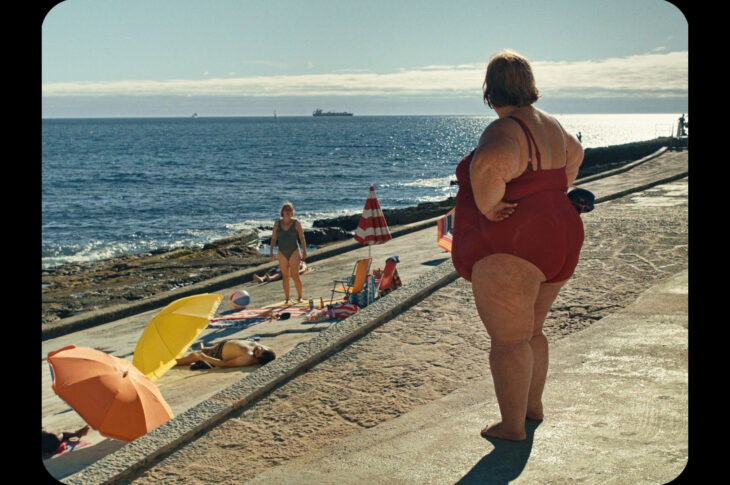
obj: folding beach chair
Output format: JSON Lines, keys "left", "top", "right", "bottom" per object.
{"left": 437, "top": 208, "right": 455, "bottom": 252}
{"left": 375, "top": 256, "right": 399, "bottom": 298}
{"left": 331, "top": 258, "right": 372, "bottom": 303}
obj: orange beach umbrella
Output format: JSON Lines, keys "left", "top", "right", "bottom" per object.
{"left": 47, "top": 345, "right": 173, "bottom": 442}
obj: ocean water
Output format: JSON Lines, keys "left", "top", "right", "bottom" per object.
{"left": 42, "top": 113, "right": 683, "bottom": 268}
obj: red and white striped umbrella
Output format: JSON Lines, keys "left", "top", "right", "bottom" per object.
{"left": 354, "top": 185, "right": 392, "bottom": 256}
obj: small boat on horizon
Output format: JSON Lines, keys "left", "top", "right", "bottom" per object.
{"left": 313, "top": 108, "right": 353, "bottom": 117}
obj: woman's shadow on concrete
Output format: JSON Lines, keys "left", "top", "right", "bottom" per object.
{"left": 455, "top": 420, "right": 541, "bottom": 485}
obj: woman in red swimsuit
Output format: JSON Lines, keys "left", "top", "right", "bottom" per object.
{"left": 452, "top": 50, "right": 585, "bottom": 441}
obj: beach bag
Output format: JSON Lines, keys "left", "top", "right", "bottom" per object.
{"left": 332, "top": 302, "right": 360, "bottom": 319}
{"left": 390, "top": 270, "right": 402, "bottom": 290}
{"left": 348, "top": 275, "right": 376, "bottom": 307}
{"left": 567, "top": 187, "right": 595, "bottom": 213}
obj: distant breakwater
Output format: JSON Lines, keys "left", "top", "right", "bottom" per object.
{"left": 309, "top": 137, "right": 677, "bottom": 234}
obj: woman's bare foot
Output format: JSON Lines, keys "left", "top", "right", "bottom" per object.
{"left": 480, "top": 422, "right": 526, "bottom": 441}
{"left": 253, "top": 275, "right": 264, "bottom": 283}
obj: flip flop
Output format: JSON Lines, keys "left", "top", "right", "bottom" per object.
{"left": 190, "top": 361, "right": 214, "bottom": 370}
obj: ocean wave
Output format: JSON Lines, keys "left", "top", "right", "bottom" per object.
{"left": 42, "top": 239, "right": 162, "bottom": 268}
{"left": 400, "top": 176, "right": 456, "bottom": 188}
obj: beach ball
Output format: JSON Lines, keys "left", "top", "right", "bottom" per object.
{"left": 229, "top": 290, "right": 251, "bottom": 309}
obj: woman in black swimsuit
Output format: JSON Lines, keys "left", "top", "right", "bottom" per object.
{"left": 269, "top": 202, "right": 308, "bottom": 303}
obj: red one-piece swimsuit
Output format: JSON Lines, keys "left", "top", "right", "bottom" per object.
{"left": 452, "top": 116, "right": 584, "bottom": 283}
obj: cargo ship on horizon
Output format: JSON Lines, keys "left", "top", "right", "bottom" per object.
{"left": 313, "top": 108, "right": 353, "bottom": 117}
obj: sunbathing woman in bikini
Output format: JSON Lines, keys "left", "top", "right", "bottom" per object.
{"left": 253, "top": 261, "right": 308, "bottom": 283}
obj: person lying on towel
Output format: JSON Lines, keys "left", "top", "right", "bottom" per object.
{"left": 253, "top": 261, "right": 308, "bottom": 283}
{"left": 42, "top": 425, "right": 90, "bottom": 455}
{"left": 175, "top": 339, "right": 276, "bottom": 369}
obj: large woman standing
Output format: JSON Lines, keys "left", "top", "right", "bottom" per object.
{"left": 269, "top": 202, "right": 308, "bottom": 303}
{"left": 452, "top": 50, "right": 585, "bottom": 441}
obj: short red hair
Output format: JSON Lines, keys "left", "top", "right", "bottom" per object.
{"left": 483, "top": 50, "right": 540, "bottom": 108}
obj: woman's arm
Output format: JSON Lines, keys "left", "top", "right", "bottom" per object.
{"left": 470, "top": 123, "right": 521, "bottom": 221}
{"left": 563, "top": 131, "right": 584, "bottom": 186}
{"left": 296, "top": 221, "right": 307, "bottom": 259}
{"left": 269, "top": 220, "right": 279, "bottom": 260}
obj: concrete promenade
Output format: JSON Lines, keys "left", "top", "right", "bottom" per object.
{"left": 42, "top": 148, "right": 688, "bottom": 483}
{"left": 246, "top": 269, "right": 688, "bottom": 484}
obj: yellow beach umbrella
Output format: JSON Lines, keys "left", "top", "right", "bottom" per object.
{"left": 133, "top": 293, "right": 222, "bottom": 381}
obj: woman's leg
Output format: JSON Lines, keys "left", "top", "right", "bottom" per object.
{"left": 278, "top": 251, "right": 292, "bottom": 302}
{"left": 288, "top": 250, "right": 303, "bottom": 301}
{"left": 471, "top": 253, "right": 545, "bottom": 441}
{"left": 61, "top": 425, "right": 90, "bottom": 441}
{"left": 526, "top": 281, "right": 565, "bottom": 420}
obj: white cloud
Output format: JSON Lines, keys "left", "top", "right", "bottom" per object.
{"left": 42, "top": 51, "right": 687, "bottom": 99}
{"left": 532, "top": 51, "right": 687, "bottom": 98}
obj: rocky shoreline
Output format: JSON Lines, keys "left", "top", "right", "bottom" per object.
{"left": 41, "top": 137, "right": 676, "bottom": 326}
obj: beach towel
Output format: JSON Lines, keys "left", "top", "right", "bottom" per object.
{"left": 209, "top": 305, "right": 310, "bottom": 328}
{"left": 303, "top": 302, "right": 360, "bottom": 322}
{"left": 42, "top": 440, "right": 92, "bottom": 460}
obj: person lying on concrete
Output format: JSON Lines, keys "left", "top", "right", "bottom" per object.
{"left": 42, "top": 425, "right": 90, "bottom": 454}
{"left": 253, "top": 261, "right": 307, "bottom": 283}
{"left": 175, "top": 339, "right": 277, "bottom": 369}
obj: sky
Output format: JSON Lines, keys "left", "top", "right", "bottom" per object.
{"left": 41, "top": 0, "right": 688, "bottom": 118}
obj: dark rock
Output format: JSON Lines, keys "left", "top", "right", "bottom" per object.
{"left": 579, "top": 138, "right": 671, "bottom": 178}
{"left": 313, "top": 198, "right": 455, "bottom": 231}
{"left": 202, "top": 230, "right": 259, "bottom": 250}
{"left": 260, "top": 227, "right": 354, "bottom": 246}
{"left": 304, "top": 227, "right": 354, "bottom": 245}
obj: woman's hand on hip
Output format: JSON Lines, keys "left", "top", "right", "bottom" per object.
{"left": 485, "top": 200, "right": 517, "bottom": 222}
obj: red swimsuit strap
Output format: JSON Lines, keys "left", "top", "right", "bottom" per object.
{"left": 508, "top": 116, "right": 542, "bottom": 171}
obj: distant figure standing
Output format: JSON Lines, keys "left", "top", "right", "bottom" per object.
{"left": 677, "top": 114, "right": 686, "bottom": 137}
{"left": 577, "top": 131, "right": 582, "bottom": 144}
{"left": 269, "top": 202, "right": 308, "bottom": 303}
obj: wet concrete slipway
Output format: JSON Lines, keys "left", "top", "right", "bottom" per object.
{"left": 42, "top": 148, "right": 689, "bottom": 484}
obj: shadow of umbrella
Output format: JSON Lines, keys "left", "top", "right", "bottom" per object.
{"left": 455, "top": 420, "right": 541, "bottom": 485}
